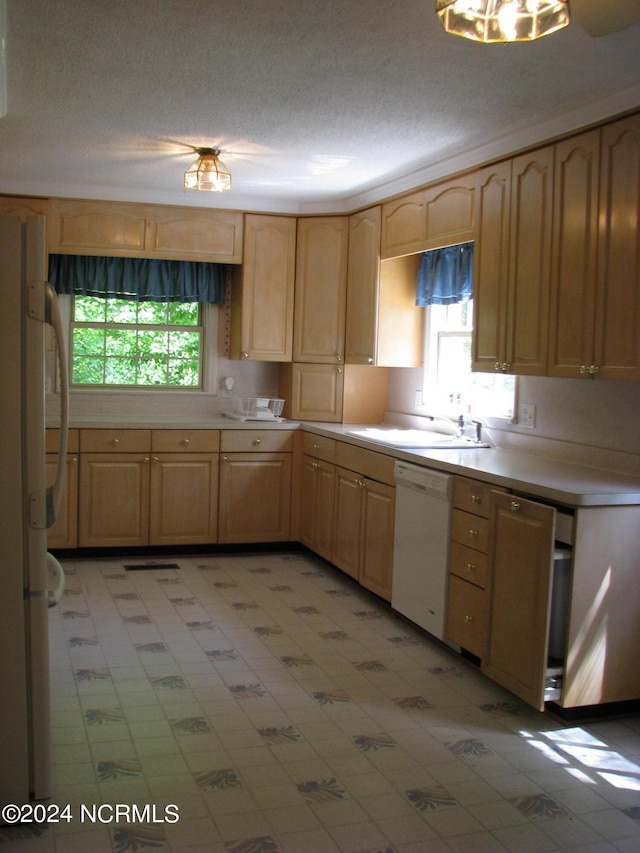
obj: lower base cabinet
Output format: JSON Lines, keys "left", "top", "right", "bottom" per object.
{"left": 149, "top": 454, "right": 218, "bottom": 545}
{"left": 299, "top": 454, "right": 336, "bottom": 560}
{"left": 218, "top": 452, "right": 292, "bottom": 543}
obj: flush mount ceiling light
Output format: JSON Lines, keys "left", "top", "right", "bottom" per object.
{"left": 436, "top": 0, "right": 570, "bottom": 42}
{"left": 184, "top": 147, "right": 231, "bottom": 192}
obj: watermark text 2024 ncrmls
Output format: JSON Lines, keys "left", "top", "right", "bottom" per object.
{"left": 80, "top": 804, "right": 180, "bottom": 823}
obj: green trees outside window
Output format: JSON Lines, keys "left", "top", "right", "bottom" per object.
{"left": 72, "top": 297, "right": 202, "bottom": 388}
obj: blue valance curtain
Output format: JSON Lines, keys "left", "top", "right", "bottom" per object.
{"left": 416, "top": 241, "right": 474, "bottom": 307}
{"left": 48, "top": 254, "right": 228, "bottom": 304}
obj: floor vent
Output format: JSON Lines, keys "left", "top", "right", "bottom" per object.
{"left": 124, "top": 561, "right": 180, "bottom": 571}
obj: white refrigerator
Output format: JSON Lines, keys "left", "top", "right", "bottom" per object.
{"left": 0, "top": 215, "right": 68, "bottom": 807}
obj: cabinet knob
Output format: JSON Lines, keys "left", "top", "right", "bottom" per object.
{"left": 71, "top": 456, "right": 78, "bottom": 464}
{"left": 510, "top": 501, "right": 521, "bottom": 512}
{"left": 468, "top": 529, "right": 479, "bottom": 538}
{"left": 253, "top": 438, "right": 261, "bottom": 445}
{"left": 367, "top": 357, "right": 374, "bottom": 364}
{"left": 466, "top": 563, "right": 476, "bottom": 573}
{"left": 589, "top": 365, "right": 599, "bottom": 375}
{"left": 313, "top": 443, "right": 320, "bottom": 450}
{"left": 144, "top": 457, "right": 150, "bottom": 463}
{"left": 336, "top": 354, "right": 342, "bottom": 362}
{"left": 336, "top": 367, "right": 343, "bottom": 374}
{"left": 223, "top": 455, "right": 229, "bottom": 462}
{"left": 464, "top": 615, "right": 474, "bottom": 624}
{"left": 152, "top": 456, "right": 159, "bottom": 462}
{"left": 470, "top": 494, "right": 481, "bottom": 504}
{"left": 113, "top": 438, "right": 120, "bottom": 446}
{"left": 182, "top": 438, "right": 190, "bottom": 445}
{"left": 242, "top": 351, "right": 249, "bottom": 359}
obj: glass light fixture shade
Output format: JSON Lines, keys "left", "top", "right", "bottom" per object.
{"left": 184, "top": 148, "right": 231, "bottom": 192}
{"left": 436, "top": 0, "right": 570, "bottom": 42}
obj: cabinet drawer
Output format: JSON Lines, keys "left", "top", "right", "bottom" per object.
{"left": 451, "top": 509, "right": 490, "bottom": 552}
{"left": 335, "top": 442, "right": 395, "bottom": 486}
{"left": 446, "top": 574, "right": 487, "bottom": 658}
{"left": 220, "top": 429, "right": 293, "bottom": 453}
{"left": 449, "top": 541, "right": 488, "bottom": 589}
{"left": 302, "top": 432, "right": 336, "bottom": 463}
{"left": 47, "top": 427, "right": 79, "bottom": 454}
{"left": 453, "top": 477, "right": 498, "bottom": 518}
{"left": 80, "top": 429, "right": 151, "bottom": 453}
{"left": 151, "top": 429, "right": 220, "bottom": 453}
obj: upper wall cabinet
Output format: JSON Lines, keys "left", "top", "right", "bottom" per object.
{"left": 293, "top": 216, "right": 348, "bottom": 363}
{"left": 346, "top": 206, "right": 423, "bottom": 367}
{"left": 0, "top": 196, "right": 50, "bottom": 220}
{"left": 380, "top": 174, "right": 475, "bottom": 259}
{"left": 229, "top": 214, "right": 296, "bottom": 361}
{"left": 473, "top": 147, "right": 554, "bottom": 376}
{"left": 48, "top": 199, "right": 243, "bottom": 263}
{"left": 549, "top": 115, "right": 640, "bottom": 381}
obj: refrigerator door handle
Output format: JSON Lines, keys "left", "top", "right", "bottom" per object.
{"left": 44, "top": 283, "right": 69, "bottom": 527}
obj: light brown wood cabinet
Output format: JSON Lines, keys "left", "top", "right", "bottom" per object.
{"left": 299, "top": 434, "right": 336, "bottom": 561}
{"left": 280, "top": 362, "right": 389, "bottom": 424}
{"left": 77, "top": 429, "right": 220, "bottom": 548}
{"left": 549, "top": 115, "right": 640, "bottom": 381}
{"left": 293, "top": 216, "right": 348, "bottom": 363}
{"left": 48, "top": 198, "right": 243, "bottom": 262}
{"left": 482, "top": 492, "right": 556, "bottom": 710}
{"left": 345, "top": 207, "right": 423, "bottom": 368}
{"left": 446, "top": 477, "right": 495, "bottom": 657}
{"left": 472, "top": 147, "right": 554, "bottom": 376}
{"left": 229, "top": 214, "right": 296, "bottom": 361}
{"left": 381, "top": 174, "right": 475, "bottom": 259}
{"left": 217, "top": 430, "right": 292, "bottom": 544}
{"left": 0, "top": 196, "right": 50, "bottom": 220}
{"left": 331, "top": 443, "right": 395, "bottom": 601}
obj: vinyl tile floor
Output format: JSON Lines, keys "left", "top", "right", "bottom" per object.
{"left": 2, "top": 550, "right": 640, "bottom": 853}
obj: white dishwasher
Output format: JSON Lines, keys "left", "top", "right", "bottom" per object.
{"left": 392, "top": 460, "right": 453, "bottom": 641}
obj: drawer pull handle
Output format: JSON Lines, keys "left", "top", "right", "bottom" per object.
{"left": 510, "top": 501, "right": 521, "bottom": 512}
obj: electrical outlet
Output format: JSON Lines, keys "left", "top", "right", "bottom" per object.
{"left": 415, "top": 390, "right": 423, "bottom": 408}
{"left": 519, "top": 403, "right": 536, "bottom": 428}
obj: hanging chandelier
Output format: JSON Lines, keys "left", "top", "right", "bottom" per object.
{"left": 436, "top": 0, "right": 570, "bottom": 42}
{"left": 184, "top": 148, "right": 231, "bottom": 192}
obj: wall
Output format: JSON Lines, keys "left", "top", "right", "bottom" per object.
{"left": 386, "top": 366, "right": 640, "bottom": 477}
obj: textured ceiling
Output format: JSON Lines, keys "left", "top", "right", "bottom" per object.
{"left": 1, "top": 0, "right": 639, "bottom": 214}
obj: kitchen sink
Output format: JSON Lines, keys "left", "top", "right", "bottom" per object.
{"left": 346, "top": 427, "right": 490, "bottom": 449}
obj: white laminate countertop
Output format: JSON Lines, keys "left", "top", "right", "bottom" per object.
{"left": 300, "top": 423, "right": 640, "bottom": 508}
{"left": 53, "top": 417, "right": 640, "bottom": 507}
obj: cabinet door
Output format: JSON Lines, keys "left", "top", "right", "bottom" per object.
{"left": 595, "top": 114, "right": 640, "bottom": 380}
{"left": 231, "top": 214, "right": 296, "bottom": 361}
{"left": 483, "top": 492, "right": 555, "bottom": 711}
{"left": 78, "top": 454, "right": 150, "bottom": 547}
{"left": 505, "top": 147, "right": 554, "bottom": 375}
{"left": 359, "top": 478, "right": 395, "bottom": 602}
{"left": 294, "top": 216, "right": 348, "bottom": 362}
{"left": 0, "top": 196, "right": 49, "bottom": 219}
{"left": 332, "top": 467, "right": 363, "bottom": 580}
{"left": 147, "top": 208, "right": 242, "bottom": 262}
{"left": 472, "top": 162, "right": 511, "bottom": 373}
{"left": 46, "top": 454, "right": 78, "bottom": 549}
{"left": 300, "top": 455, "right": 335, "bottom": 561}
{"left": 446, "top": 575, "right": 487, "bottom": 658}
{"left": 149, "top": 453, "right": 218, "bottom": 545}
{"left": 424, "top": 174, "right": 475, "bottom": 249}
{"left": 48, "top": 199, "right": 148, "bottom": 256}
{"left": 345, "top": 206, "right": 381, "bottom": 365}
{"left": 218, "top": 453, "right": 291, "bottom": 543}
{"left": 548, "top": 130, "right": 601, "bottom": 378}
{"left": 284, "top": 362, "right": 344, "bottom": 422}
{"left": 381, "top": 190, "right": 428, "bottom": 259}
